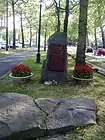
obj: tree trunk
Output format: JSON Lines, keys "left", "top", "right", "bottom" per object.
{"left": 0, "top": 17, "right": 3, "bottom": 28}
{"left": 94, "top": 28, "right": 97, "bottom": 49}
{"left": 29, "top": 26, "right": 32, "bottom": 47}
{"left": 20, "top": 12, "right": 24, "bottom": 48}
{"left": 86, "top": 32, "right": 89, "bottom": 46}
{"left": 6, "top": 0, "right": 8, "bottom": 51}
{"left": 55, "top": 0, "right": 60, "bottom": 32}
{"left": 100, "top": 25, "right": 105, "bottom": 48}
{"left": 36, "top": 31, "right": 37, "bottom": 47}
{"left": 12, "top": 1, "right": 16, "bottom": 49}
{"left": 4, "top": 12, "right": 6, "bottom": 27}
{"left": 63, "top": 0, "right": 69, "bottom": 35}
{"left": 76, "top": 0, "right": 89, "bottom": 65}
{"left": 44, "top": 28, "right": 47, "bottom": 51}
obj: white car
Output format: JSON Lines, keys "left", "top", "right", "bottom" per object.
{"left": 0, "top": 42, "right": 6, "bottom": 49}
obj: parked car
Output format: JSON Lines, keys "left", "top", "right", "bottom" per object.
{"left": 0, "top": 42, "right": 6, "bottom": 49}
{"left": 95, "top": 48, "right": 105, "bottom": 56}
{"left": 9, "top": 41, "right": 19, "bottom": 48}
{"left": 86, "top": 46, "right": 93, "bottom": 53}
{"left": 24, "top": 41, "right": 30, "bottom": 47}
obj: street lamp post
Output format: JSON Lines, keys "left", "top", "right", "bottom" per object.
{"left": 36, "top": 0, "right": 42, "bottom": 63}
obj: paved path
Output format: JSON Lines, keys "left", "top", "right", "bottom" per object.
{"left": 0, "top": 50, "right": 36, "bottom": 78}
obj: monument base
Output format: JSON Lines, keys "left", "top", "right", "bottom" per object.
{"left": 41, "top": 60, "right": 67, "bottom": 83}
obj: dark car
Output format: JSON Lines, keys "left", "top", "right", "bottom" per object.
{"left": 86, "top": 46, "right": 93, "bottom": 53}
{"left": 9, "top": 42, "right": 19, "bottom": 48}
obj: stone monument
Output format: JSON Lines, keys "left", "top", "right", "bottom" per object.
{"left": 41, "top": 32, "right": 67, "bottom": 83}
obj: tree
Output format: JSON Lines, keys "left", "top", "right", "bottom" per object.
{"left": 87, "top": 0, "right": 105, "bottom": 47}
{"left": 63, "top": 0, "right": 69, "bottom": 34}
{"left": 20, "top": 11, "right": 24, "bottom": 48}
{"left": 53, "top": 0, "right": 60, "bottom": 31}
{"left": 18, "top": 0, "right": 39, "bottom": 46}
{"left": 2, "top": 0, "right": 105, "bottom": 52}
{"left": 6, "top": 0, "right": 9, "bottom": 51}
{"left": 11, "top": 0, "right": 16, "bottom": 49}
{"left": 94, "top": 27, "right": 97, "bottom": 49}
{"left": 76, "top": 0, "right": 89, "bottom": 65}
{"left": 100, "top": 25, "right": 105, "bottom": 48}
{"left": 10, "top": 0, "right": 29, "bottom": 49}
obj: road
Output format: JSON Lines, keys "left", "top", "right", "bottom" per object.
{"left": 0, "top": 50, "right": 36, "bottom": 77}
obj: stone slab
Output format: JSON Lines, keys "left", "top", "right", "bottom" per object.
{"left": 0, "top": 93, "right": 96, "bottom": 140}
{"left": 35, "top": 98, "right": 96, "bottom": 136}
{"left": 39, "top": 135, "right": 66, "bottom": 140}
{"left": 0, "top": 93, "right": 46, "bottom": 140}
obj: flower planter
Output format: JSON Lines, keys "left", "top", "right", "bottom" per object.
{"left": 9, "top": 73, "right": 33, "bottom": 83}
{"left": 71, "top": 75, "right": 93, "bottom": 84}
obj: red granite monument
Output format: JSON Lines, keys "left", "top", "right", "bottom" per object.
{"left": 41, "top": 32, "right": 67, "bottom": 83}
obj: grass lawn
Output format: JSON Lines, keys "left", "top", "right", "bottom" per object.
{"left": 68, "top": 52, "right": 105, "bottom": 70}
{"left": 0, "top": 50, "right": 10, "bottom": 56}
{"left": 86, "top": 56, "right": 105, "bottom": 69}
{"left": 0, "top": 47, "right": 35, "bottom": 56}
{"left": 0, "top": 53, "right": 105, "bottom": 139}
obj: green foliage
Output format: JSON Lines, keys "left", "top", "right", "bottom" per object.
{"left": 0, "top": 0, "right": 105, "bottom": 47}
{"left": 88, "top": 0, "right": 105, "bottom": 29}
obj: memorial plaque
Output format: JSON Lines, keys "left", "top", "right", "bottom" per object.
{"left": 48, "top": 45, "right": 66, "bottom": 72}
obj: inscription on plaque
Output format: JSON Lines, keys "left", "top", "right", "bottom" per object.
{"left": 48, "top": 45, "right": 66, "bottom": 72}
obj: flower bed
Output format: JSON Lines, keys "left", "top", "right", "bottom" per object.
{"left": 9, "top": 64, "right": 33, "bottom": 83}
{"left": 73, "top": 65, "right": 96, "bottom": 79}
{"left": 10, "top": 64, "right": 32, "bottom": 77}
{"left": 72, "top": 65, "right": 96, "bottom": 84}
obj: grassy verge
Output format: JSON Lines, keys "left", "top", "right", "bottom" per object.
{"left": 9, "top": 47, "right": 36, "bottom": 52}
{"left": 68, "top": 52, "right": 105, "bottom": 70}
{"left": 0, "top": 50, "right": 10, "bottom": 56}
{"left": 0, "top": 47, "right": 36, "bottom": 56}
{"left": 86, "top": 56, "right": 105, "bottom": 69}
{"left": 0, "top": 53, "right": 105, "bottom": 139}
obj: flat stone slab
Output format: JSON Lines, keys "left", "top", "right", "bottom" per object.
{"left": 0, "top": 93, "right": 46, "bottom": 140}
{"left": 35, "top": 98, "right": 96, "bottom": 136}
{"left": 0, "top": 93, "right": 96, "bottom": 140}
{"left": 39, "top": 135, "right": 66, "bottom": 140}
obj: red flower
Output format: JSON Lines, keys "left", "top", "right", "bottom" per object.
{"left": 73, "top": 65, "right": 96, "bottom": 79}
{"left": 74, "top": 65, "right": 96, "bottom": 73}
{"left": 10, "top": 64, "right": 32, "bottom": 77}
